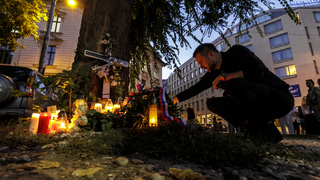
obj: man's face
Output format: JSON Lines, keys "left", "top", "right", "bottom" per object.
{"left": 306, "top": 81, "right": 314, "bottom": 88}
{"left": 195, "top": 51, "right": 215, "bottom": 72}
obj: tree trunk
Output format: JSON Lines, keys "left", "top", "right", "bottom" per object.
{"left": 76, "top": 0, "right": 134, "bottom": 99}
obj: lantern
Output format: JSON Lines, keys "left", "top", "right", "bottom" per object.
{"left": 94, "top": 103, "right": 102, "bottom": 112}
{"left": 29, "top": 113, "right": 40, "bottom": 134}
{"left": 56, "top": 109, "right": 68, "bottom": 133}
{"left": 113, "top": 103, "right": 120, "bottom": 112}
{"left": 38, "top": 112, "right": 51, "bottom": 134}
{"left": 149, "top": 94, "right": 158, "bottom": 127}
{"left": 74, "top": 91, "right": 87, "bottom": 109}
{"left": 105, "top": 99, "right": 113, "bottom": 112}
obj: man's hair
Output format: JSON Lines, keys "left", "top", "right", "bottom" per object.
{"left": 306, "top": 79, "right": 314, "bottom": 85}
{"left": 193, "top": 43, "right": 218, "bottom": 58}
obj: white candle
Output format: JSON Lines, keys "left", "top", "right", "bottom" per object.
{"left": 29, "top": 113, "right": 40, "bottom": 134}
{"left": 95, "top": 103, "right": 102, "bottom": 112}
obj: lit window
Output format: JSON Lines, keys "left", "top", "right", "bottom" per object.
{"left": 275, "top": 65, "right": 297, "bottom": 78}
{"left": 272, "top": 48, "right": 293, "bottom": 62}
{"left": 264, "top": 20, "right": 283, "bottom": 35}
{"left": 45, "top": 16, "right": 62, "bottom": 33}
{"left": 269, "top": 33, "right": 289, "bottom": 48}
{"left": 45, "top": 46, "right": 56, "bottom": 65}
{"left": 235, "top": 33, "right": 250, "bottom": 44}
{"left": 0, "top": 45, "right": 13, "bottom": 64}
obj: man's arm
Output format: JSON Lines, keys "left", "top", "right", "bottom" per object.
{"left": 212, "top": 71, "right": 244, "bottom": 89}
{"left": 174, "top": 71, "right": 217, "bottom": 103}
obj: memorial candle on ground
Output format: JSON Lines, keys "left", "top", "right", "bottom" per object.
{"left": 38, "top": 112, "right": 51, "bottom": 134}
{"left": 29, "top": 113, "right": 40, "bottom": 134}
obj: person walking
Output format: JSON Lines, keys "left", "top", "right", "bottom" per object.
{"left": 172, "top": 44, "right": 294, "bottom": 143}
{"left": 297, "top": 106, "right": 305, "bottom": 135}
{"left": 278, "top": 110, "right": 295, "bottom": 134}
{"left": 305, "top": 79, "right": 320, "bottom": 135}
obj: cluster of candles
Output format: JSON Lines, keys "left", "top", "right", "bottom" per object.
{"left": 28, "top": 94, "right": 159, "bottom": 135}
{"left": 93, "top": 98, "right": 126, "bottom": 113}
{"left": 28, "top": 106, "right": 69, "bottom": 135}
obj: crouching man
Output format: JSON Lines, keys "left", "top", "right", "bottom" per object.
{"left": 173, "top": 44, "right": 294, "bottom": 143}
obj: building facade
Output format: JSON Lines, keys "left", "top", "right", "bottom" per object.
{"left": 1, "top": 2, "right": 165, "bottom": 90}
{"left": 165, "top": 5, "right": 320, "bottom": 125}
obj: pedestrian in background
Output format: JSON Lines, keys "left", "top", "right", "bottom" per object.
{"left": 305, "top": 79, "right": 320, "bottom": 135}
{"left": 279, "top": 110, "right": 295, "bottom": 134}
{"left": 297, "top": 106, "right": 305, "bottom": 135}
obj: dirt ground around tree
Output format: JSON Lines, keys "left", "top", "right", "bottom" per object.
{"left": 1, "top": 134, "right": 320, "bottom": 180}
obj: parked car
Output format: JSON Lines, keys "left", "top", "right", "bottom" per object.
{"left": 0, "top": 65, "right": 56, "bottom": 117}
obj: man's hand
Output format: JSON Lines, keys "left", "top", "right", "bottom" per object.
{"left": 212, "top": 75, "right": 223, "bottom": 89}
{"left": 172, "top": 96, "right": 179, "bottom": 104}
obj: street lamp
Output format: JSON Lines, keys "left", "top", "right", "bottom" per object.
{"left": 38, "top": 0, "right": 76, "bottom": 75}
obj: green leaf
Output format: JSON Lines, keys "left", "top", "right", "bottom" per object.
{"left": 86, "top": 109, "right": 97, "bottom": 116}
{"left": 102, "top": 123, "right": 106, "bottom": 131}
{"left": 106, "top": 122, "right": 113, "bottom": 130}
{"left": 72, "top": 93, "right": 77, "bottom": 99}
{"left": 100, "top": 119, "right": 108, "bottom": 123}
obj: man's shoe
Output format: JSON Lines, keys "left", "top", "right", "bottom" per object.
{"left": 259, "top": 121, "right": 283, "bottom": 143}
{"left": 243, "top": 120, "right": 282, "bottom": 143}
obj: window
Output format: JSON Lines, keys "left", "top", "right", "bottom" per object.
{"left": 305, "top": 27, "right": 310, "bottom": 39}
{"left": 264, "top": 20, "right": 283, "bottom": 35}
{"left": 183, "top": 68, "right": 185, "bottom": 74}
{"left": 199, "top": 68, "right": 202, "bottom": 74}
{"left": 196, "top": 101, "right": 199, "bottom": 111}
{"left": 191, "top": 81, "right": 193, "bottom": 86}
{"left": 201, "top": 99, "right": 204, "bottom": 110}
{"left": 314, "top": 12, "right": 320, "bottom": 22}
{"left": 190, "top": 63, "right": 193, "bottom": 69}
{"left": 186, "top": 65, "right": 189, "bottom": 71}
{"left": 154, "top": 67, "right": 158, "bottom": 79}
{"left": 215, "top": 41, "right": 225, "bottom": 51}
{"left": 46, "top": 16, "right": 62, "bottom": 33}
{"left": 194, "top": 70, "right": 197, "bottom": 76}
{"left": 0, "top": 45, "right": 13, "bottom": 64}
{"left": 246, "top": 45, "right": 253, "bottom": 51}
{"left": 313, "top": 60, "right": 319, "bottom": 74}
{"left": 141, "top": 64, "right": 146, "bottom": 72}
{"left": 275, "top": 65, "right": 296, "bottom": 78}
{"left": 309, "top": 42, "right": 314, "bottom": 56}
{"left": 177, "top": 80, "right": 179, "bottom": 86}
{"left": 194, "top": 61, "right": 196, "bottom": 67}
{"left": 187, "top": 83, "right": 189, "bottom": 88}
{"left": 45, "top": 46, "right": 56, "bottom": 65}
{"left": 269, "top": 33, "right": 289, "bottom": 48}
{"left": 235, "top": 33, "right": 250, "bottom": 44}
{"left": 184, "top": 85, "right": 186, "bottom": 90}
{"left": 195, "top": 79, "right": 198, "bottom": 83}
{"left": 183, "top": 76, "right": 186, "bottom": 82}
{"left": 272, "top": 48, "right": 293, "bottom": 62}
{"left": 187, "top": 74, "right": 189, "bottom": 81}
{"left": 142, "top": 79, "right": 146, "bottom": 86}
{"left": 191, "top": 72, "right": 193, "bottom": 79}
{"left": 180, "top": 87, "right": 182, "bottom": 92}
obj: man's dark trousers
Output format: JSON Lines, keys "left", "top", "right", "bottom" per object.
{"left": 206, "top": 79, "right": 294, "bottom": 128}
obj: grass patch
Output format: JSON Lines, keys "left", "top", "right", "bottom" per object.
{"left": 1, "top": 120, "right": 320, "bottom": 167}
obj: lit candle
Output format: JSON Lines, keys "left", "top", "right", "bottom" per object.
{"left": 113, "top": 103, "right": 120, "bottom": 112}
{"left": 105, "top": 99, "right": 113, "bottom": 112}
{"left": 38, "top": 112, "right": 51, "bottom": 134}
{"left": 56, "top": 109, "right": 68, "bottom": 133}
{"left": 94, "top": 103, "right": 102, "bottom": 112}
{"left": 29, "top": 113, "right": 40, "bottom": 134}
{"left": 149, "top": 94, "right": 158, "bottom": 127}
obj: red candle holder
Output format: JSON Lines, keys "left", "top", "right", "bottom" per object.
{"left": 38, "top": 112, "right": 51, "bottom": 134}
